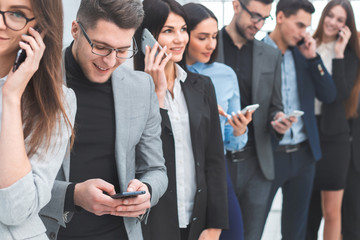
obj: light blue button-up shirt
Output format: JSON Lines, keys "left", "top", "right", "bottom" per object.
{"left": 263, "top": 35, "right": 307, "bottom": 145}
{"left": 187, "top": 62, "right": 248, "bottom": 151}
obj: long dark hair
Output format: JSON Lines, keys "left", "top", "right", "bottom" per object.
{"left": 313, "top": 0, "right": 360, "bottom": 118}
{"left": 22, "top": 0, "right": 73, "bottom": 156}
{"left": 133, "top": 0, "right": 188, "bottom": 71}
{"left": 183, "top": 3, "right": 219, "bottom": 64}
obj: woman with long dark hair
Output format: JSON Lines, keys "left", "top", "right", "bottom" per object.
{"left": 0, "top": 0, "right": 76, "bottom": 238}
{"left": 183, "top": 3, "right": 254, "bottom": 240}
{"left": 307, "top": 0, "right": 360, "bottom": 239}
{"left": 134, "top": 0, "right": 228, "bottom": 239}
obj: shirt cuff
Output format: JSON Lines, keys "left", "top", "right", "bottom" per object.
{"left": 64, "top": 183, "right": 82, "bottom": 212}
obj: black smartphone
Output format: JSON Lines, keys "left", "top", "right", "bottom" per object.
{"left": 12, "top": 26, "right": 41, "bottom": 72}
{"left": 297, "top": 38, "right": 305, "bottom": 46}
{"left": 110, "top": 190, "right": 146, "bottom": 199}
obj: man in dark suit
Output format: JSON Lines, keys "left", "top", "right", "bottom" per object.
{"left": 262, "top": 0, "right": 336, "bottom": 239}
{"left": 342, "top": 103, "right": 360, "bottom": 240}
{"left": 216, "top": 0, "right": 292, "bottom": 239}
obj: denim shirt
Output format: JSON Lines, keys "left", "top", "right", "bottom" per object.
{"left": 263, "top": 35, "right": 307, "bottom": 145}
{"left": 188, "top": 62, "right": 248, "bottom": 151}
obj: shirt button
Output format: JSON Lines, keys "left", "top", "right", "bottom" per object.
{"left": 193, "top": 217, "right": 197, "bottom": 221}
{"left": 198, "top": 189, "right": 202, "bottom": 193}
{"left": 196, "top": 162, "right": 200, "bottom": 167}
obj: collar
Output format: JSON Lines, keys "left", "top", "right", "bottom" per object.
{"left": 175, "top": 63, "right": 187, "bottom": 83}
{"left": 0, "top": 75, "right": 7, "bottom": 88}
{"left": 263, "top": 34, "right": 278, "bottom": 50}
{"left": 187, "top": 61, "right": 206, "bottom": 74}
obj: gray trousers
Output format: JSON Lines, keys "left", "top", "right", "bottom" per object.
{"left": 227, "top": 156, "right": 272, "bottom": 240}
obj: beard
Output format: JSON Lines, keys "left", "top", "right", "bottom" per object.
{"left": 235, "top": 15, "right": 257, "bottom": 41}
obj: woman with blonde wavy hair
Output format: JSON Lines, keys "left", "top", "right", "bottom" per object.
{"left": 0, "top": 0, "right": 76, "bottom": 238}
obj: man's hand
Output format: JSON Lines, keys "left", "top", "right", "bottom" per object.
{"left": 271, "top": 112, "right": 296, "bottom": 134}
{"left": 198, "top": 228, "right": 222, "bottom": 240}
{"left": 73, "top": 179, "right": 117, "bottom": 216}
{"left": 110, "top": 179, "right": 151, "bottom": 218}
{"left": 298, "top": 32, "right": 317, "bottom": 59}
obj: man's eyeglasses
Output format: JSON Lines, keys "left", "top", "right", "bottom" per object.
{"left": 78, "top": 21, "right": 138, "bottom": 59}
{"left": 0, "top": 10, "right": 35, "bottom": 31}
{"left": 239, "top": 2, "right": 272, "bottom": 24}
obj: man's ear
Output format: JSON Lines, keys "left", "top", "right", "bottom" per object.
{"left": 277, "top": 11, "right": 285, "bottom": 24}
{"left": 71, "top": 21, "right": 80, "bottom": 39}
{"left": 232, "top": 0, "right": 241, "bottom": 14}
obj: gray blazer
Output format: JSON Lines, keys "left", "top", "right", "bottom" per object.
{"left": 0, "top": 86, "right": 76, "bottom": 240}
{"left": 217, "top": 30, "right": 283, "bottom": 180}
{"left": 39, "top": 62, "right": 168, "bottom": 240}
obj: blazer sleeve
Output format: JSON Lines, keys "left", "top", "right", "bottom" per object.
{"left": 308, "top": 55, "right": 337, "bottom": 104}
{"left": 135, "top": 76, "right": 168, "bottom": 208}
{"left": 332, "top": 48, "right": 359, "bottom": 101}
{"left": 205, "top": 79, "right": 229, "bottom": 229}
{"left": 0, "top": 87, "right": 76, "bottom": 226}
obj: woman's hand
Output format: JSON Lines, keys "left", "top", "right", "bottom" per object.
{"left": 198, "top": 228, "right": 221, "bottom": 240}
{"left": 144, "top": 43, "right": 172, "bottom": 108}
{"left": 226, "top": 110, "right": 253, "bottom": 136}
{"left": 3, "top": 27, "right": 45, "bottom": 103}
{"left": 335, "top": 25, "right": 351, "bottom": 59}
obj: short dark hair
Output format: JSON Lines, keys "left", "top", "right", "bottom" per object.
{"left": 133, "top": 0, "right": 188, "bottom": 71}
{"left": 239, "top": 0, "right": 274, "bottom": 6}
{"left": 276, "top": 0, "right": 315, "bottom": 17}
{"left": 76, "top": 0, "right": 144, "bottom": 30}
{"left": 183, "top": 3, "right": 218, "bottom": 64}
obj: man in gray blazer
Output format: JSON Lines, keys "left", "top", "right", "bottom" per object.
{"left": 217, "top": 0, "right": 293, "bottom": 239}
{"left": 39, "top": 0, "right": 167, "bottom": 239}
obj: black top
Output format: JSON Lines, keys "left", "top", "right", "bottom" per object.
{"left": 57, "top": 44, "right": 128, "bottom": 240}
{"left": 222, "top": 28, "right": 255, "bottom": 147}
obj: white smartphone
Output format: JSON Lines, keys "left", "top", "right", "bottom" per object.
{"left": 141, "top": 28, "right": 167, "bottom": 56}
{"left": 240, "top": 104, "right": 260, "bottom": 115}
{"left": 287, "top": 110, "right": 304, "bottom": 118}
{"left": 225, "top": 104, "right": 259, "bottom": 125}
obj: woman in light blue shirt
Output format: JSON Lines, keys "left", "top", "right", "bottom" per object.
{"left": 183, "top": 3, "right": 253, "bottom": 239}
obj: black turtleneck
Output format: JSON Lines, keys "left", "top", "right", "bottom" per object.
{"left": 57, "top": 44, "right": 128, "bottom": 240}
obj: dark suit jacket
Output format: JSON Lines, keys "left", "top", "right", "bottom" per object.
{"left": 142, "top": 71, "right": 228, "bottom": 240}
{"left": 290, "top": 47, "right": 336, "bottom": 161}
{"left": 217, "top": 29, "right": 283, "bottom": 180}
{"left": 350, "top": 107, "right": 360, "bottom": 173}
{"left": 320, "top": 47, "right": 359, "bottom": 137}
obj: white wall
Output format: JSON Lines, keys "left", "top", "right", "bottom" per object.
{"left": 63, "top": 0, "right": 81, "bottom": 46}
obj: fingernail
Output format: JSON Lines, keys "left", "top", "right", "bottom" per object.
{"left": 232, "top": 112, "right": 236, "bottom": 116}
{"left": 237, "top": 110, "right": 241, "bottom": 114}
{"left": 124, "top": 200, "right": 129, "bottom": 205}
{"left": 227, "top": 114, "right": 231, "bottom": 119}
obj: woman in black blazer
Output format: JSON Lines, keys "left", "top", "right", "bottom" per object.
{"left": 306, "top": 0, "right": 360, "bottom": 239}
{"left": 133, "top": 0, "right": 228, "bottom": 239}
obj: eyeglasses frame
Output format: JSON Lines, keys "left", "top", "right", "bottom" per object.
{"left": 77, "top": 21, "right": 138, "bottom": 59}
{"left": 239, "top": 1, "right": 272, "bottom": 24}
{"left": 0, "top": 10, "right": 35, "bottom": 31}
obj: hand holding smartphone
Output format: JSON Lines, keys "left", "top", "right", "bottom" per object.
{"left": 225, "top": 104, "right": 259, "bottom": 125}
{"left": 110, "top": 190, "right": 146, "bottom": 199}
{"left": 141, "top": 28, "right": 167, "bottom": 56}
{"left": 13, "top": 26, "right": 42, "bottom": 72}
{"left": 277, "top": 110, "right": 304, "bottom": 123}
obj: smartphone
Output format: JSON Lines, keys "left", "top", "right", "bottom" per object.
{"left": 240, "top": 104, "right": 260, "bottom": 115}
{"left": 141, "top": 28, "right": 167, "bottom": 56}
{"left": 287, "top": 110, "right": 304, "bottom": 118}
{"left": 110, "top": 190, "right": 146, "bottom": 199}
{"left": 225, "top": 104, "right": 259, "bottom": 125}
{"left": 297, "top": 38, "right": 305, "bottom": 46}
{"left": 13, "top": 26, "right": 41, "bottom": 72}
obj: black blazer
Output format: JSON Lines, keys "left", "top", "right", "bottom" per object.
{"left": 142, "top": 71, "right": 228, "bottom": 240}
{"left": 350, "top": 106, "right": 360, "bottom": 173}
{"left": 320, "top": 47, "right": 359, "bottom": 137}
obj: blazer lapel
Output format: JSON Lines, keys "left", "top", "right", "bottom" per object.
{"left": 252, "top": 40, "right": 264, "bottom": 103}
{"left": 181, "top": 75, "right": 202, "bottom": 154}
{"left": 111, "top": 66, "right": 130, "bottom": 191}
{"left": 292, "top": 48, "right": 304, "bottom": 103}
